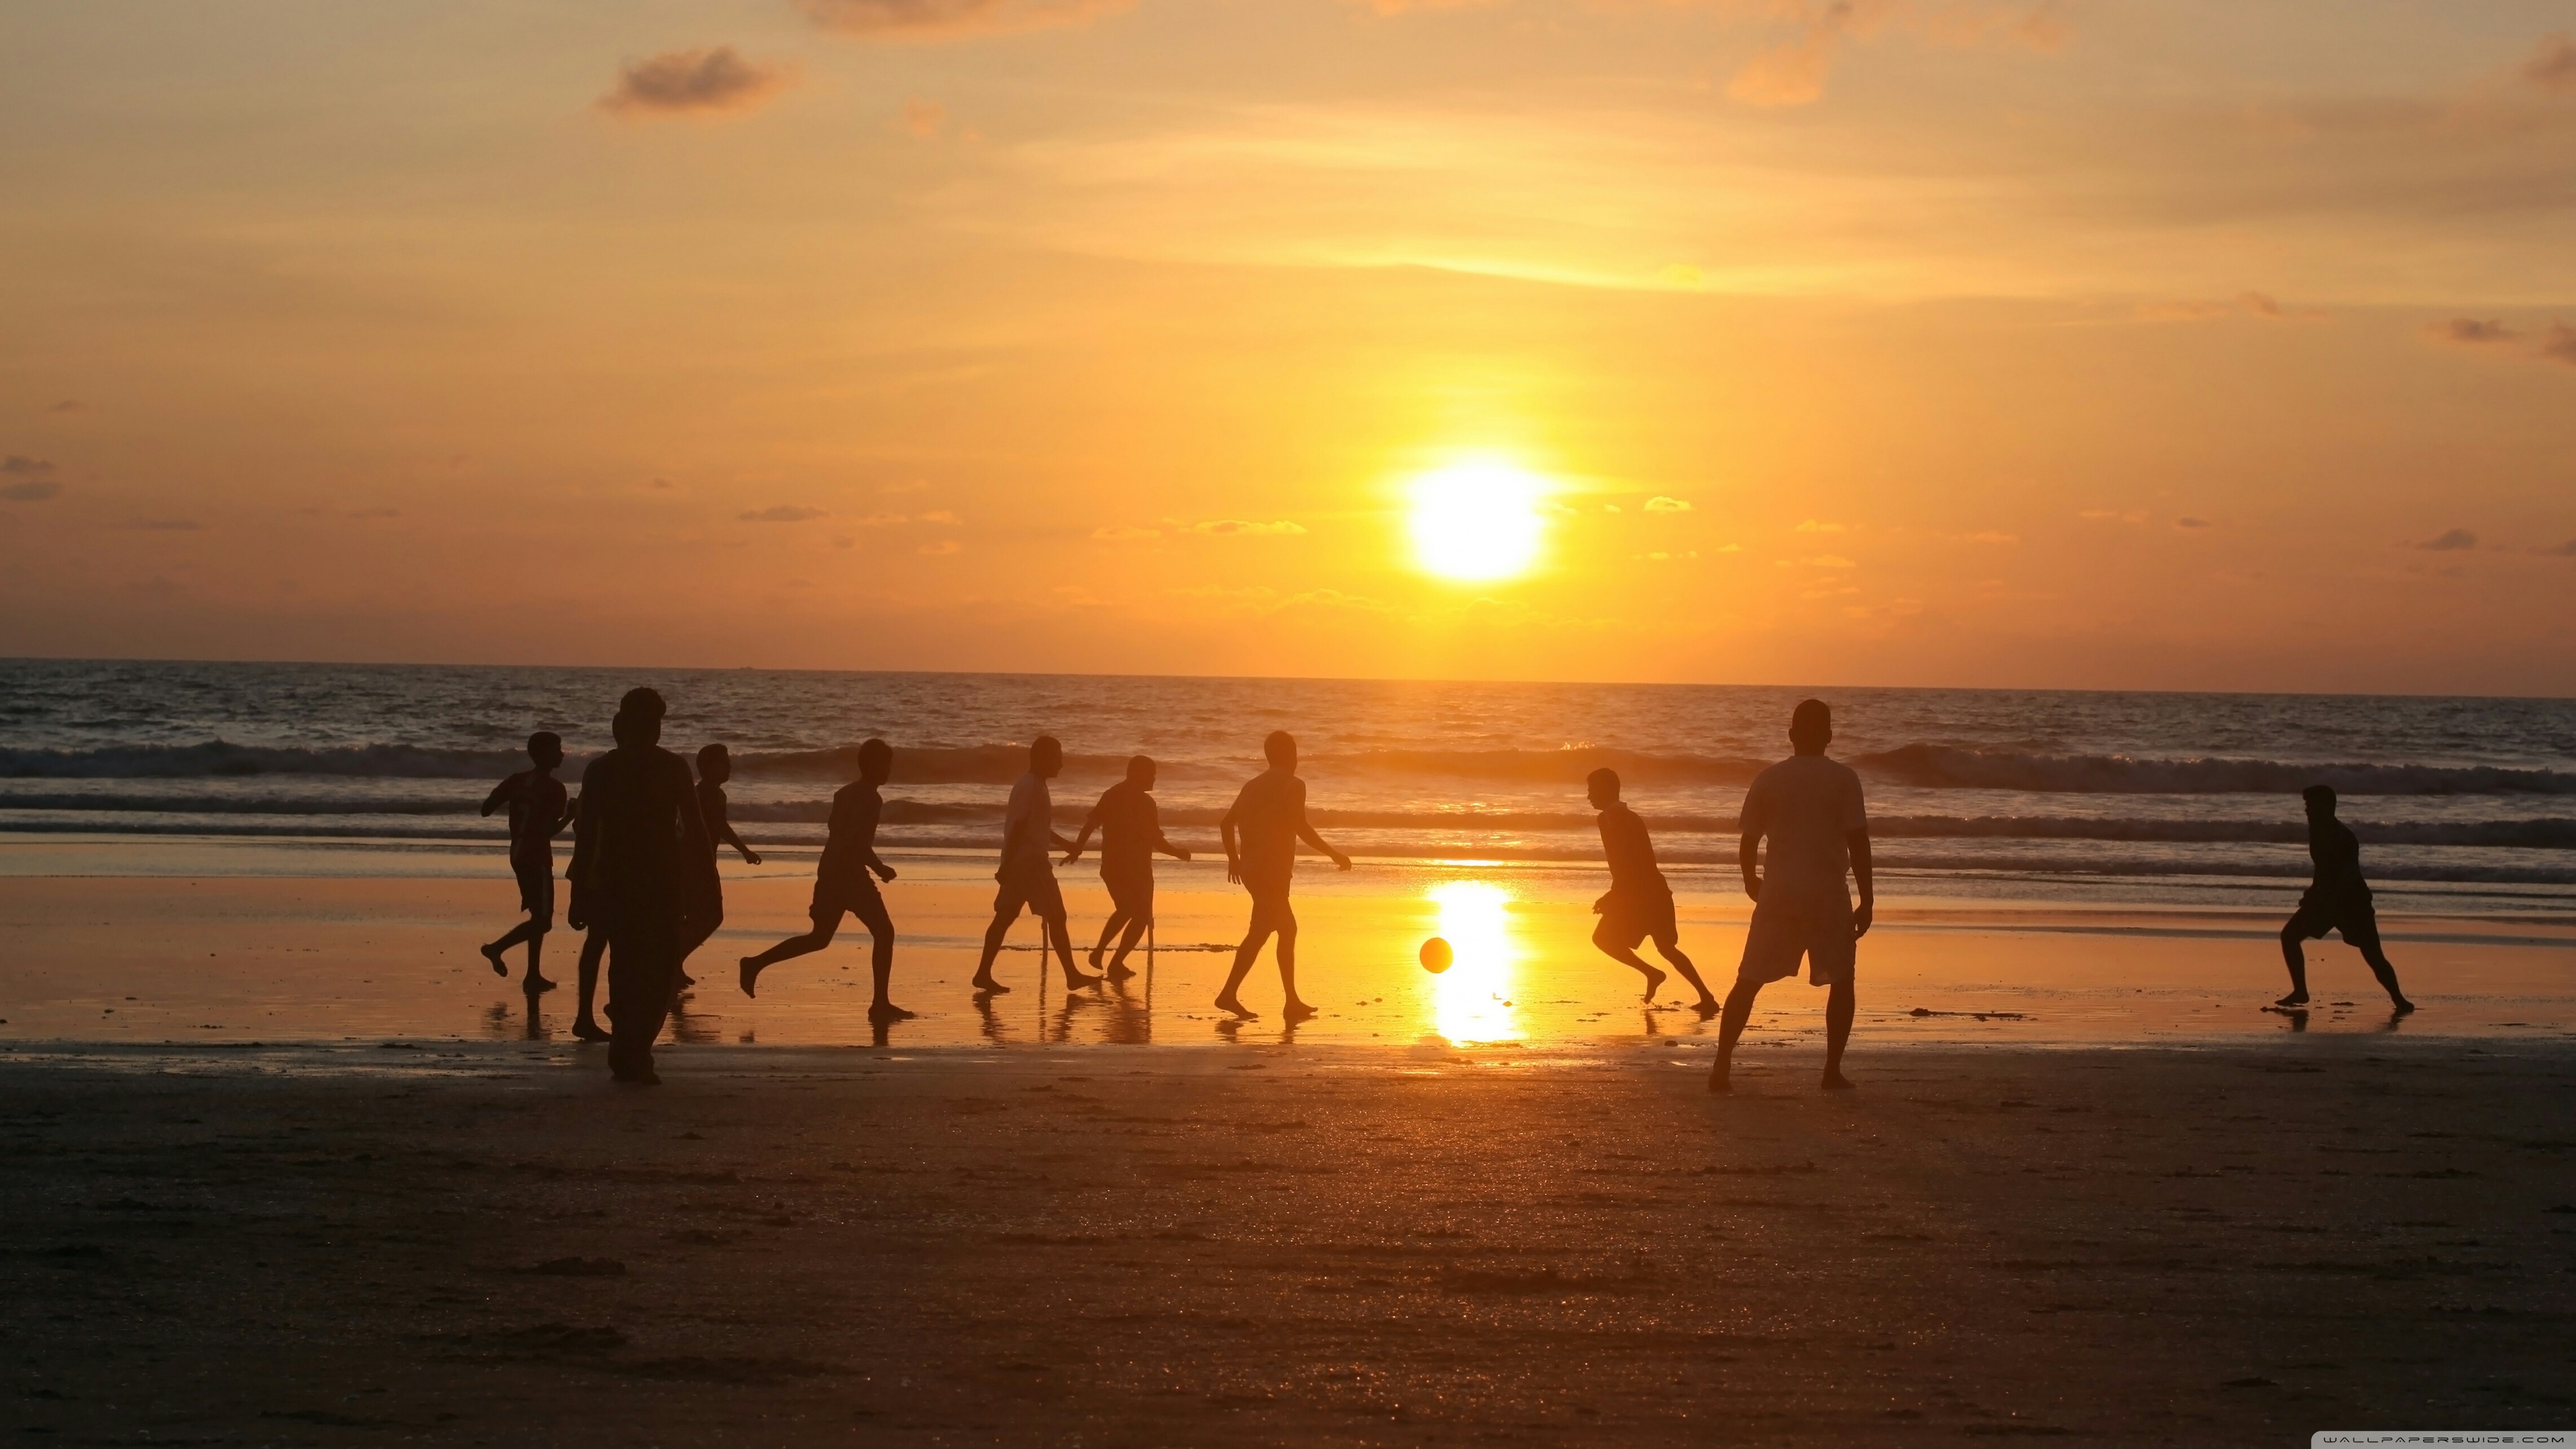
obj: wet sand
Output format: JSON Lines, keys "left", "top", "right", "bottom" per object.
{"left": 3, "top": 1038, "right": 2572, "bottom": 1446}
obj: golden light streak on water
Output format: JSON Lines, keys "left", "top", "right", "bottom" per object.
{"left": 1425, "top": 879, "right": 1521, "bottom": 1044}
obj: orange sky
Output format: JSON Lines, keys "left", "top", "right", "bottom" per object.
{"left": 3, "top": 1, "right": 2573, "bottom": 692}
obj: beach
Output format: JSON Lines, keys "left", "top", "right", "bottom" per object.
{"left": 7, "top": 1037, "right": 2573, "bottom": 1445}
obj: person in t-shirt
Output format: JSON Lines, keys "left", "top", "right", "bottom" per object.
{"left": 1713, "top": 699, "right": 1871, "bottom": 1093}
{"left": 2277, "top": 784, "right": 2414, "bottom": 1014}
{"left": 1214, "top": 731, "right": 1351, "bottom": 1021}
{"left": 567, "top": 688, "right": 713, "bottom": 1085}
{"left": 739, "top": 737, "right": 911, "bottom": 1020}
{"left": 479, "top": 731, "right": 576, "bottom": 993}
{"left": 1587, "top": 767, "right": 1717, "bottom": 1012}
{"left": 675, "top": 743, "right": 762, "bottom": 994}
{"left": 973, "top": 735, "right": 1099, "bottom": 995}
{"left": 1063, "top": 755, "right": 1190, "bottom": 981}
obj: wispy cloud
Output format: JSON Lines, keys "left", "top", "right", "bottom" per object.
{"left": 2525, "top": 32, "right": 2576, "bottom": 95}
{"left": 1091, "top": 524, "right": 1160, "bottom": 540}
{"left": 741, "top": 504, "right": 828, "bottom": 523}
{"left": 600, "top": 47, "right": 791, "bottom": 118}
{"left": 896, "top": 98, "right": 948, "bottom": 137}
{"left": 2430, "top": 317, "right": 2518, "bottom": 345}
{"left": 1723, "top": 0, "right": 2069, "bottom": 109}
{"left": 2412, "top": 527, "right": 2479, "bottom": 551}
{"left": 918, "top": 539, "right": 962, "bottom": 555}
{"left": 2137, "top": 291, "right": 2322, "bottom": 323}
{"left": 2174, "top": 517, "right": 2214, "bottom": 530}
{"left": 802, "top": 0, "right": 1132, "bottom": 41}
{"left": 1643, "top": 495, "right": 1693, "bottom": 513}
{"left": 125, "top": 518, "right": 204, "bottom": 531}
{"left": 2544, "top": 322, "right": 2576, "bottom": 366}
{"left": 1188, "top": 519, "right": 1307, "bottom": 536}
{"left": 1, "top": 480, "right": 60, "bottom": 502}
{"left": 1794, "top": 519, "right": 1845, "bottom": 533}
{"left": 4, "top": 454, "right": 55, "bottom": 476}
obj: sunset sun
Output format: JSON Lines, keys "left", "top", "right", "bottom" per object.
{"left": 1406, "top": 460, "right": 1551, "bottom": 583}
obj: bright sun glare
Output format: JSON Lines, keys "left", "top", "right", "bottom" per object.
{"left": 1426, "top": 879, "right": 1520, "bottom": 1044}
{"left": 1407, "top": 461, "right": 1550, "bottom": 582}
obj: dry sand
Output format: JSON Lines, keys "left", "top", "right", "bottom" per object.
{"left": 5, "top": 1038, "right": 2573, "bottom": 1446}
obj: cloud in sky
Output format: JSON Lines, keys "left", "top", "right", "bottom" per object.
{"left": 4, "top": 454, "right": 56, "bottom": 476}
{"left": 600, "top": 47, "right": 791, "bottom": 118}
{"left": 1794, "top": 519, "right": 1845, "bottom": 533}
{"left": 741, "top": 504, "right": 827, "bottom": 523}
{"left": 2413, "top": 527, "right": 2479, "bottom": 551}
{"left": 919, "top": 539, "right": 962, "bottom": 555}
{"left": 2174, "top": 517, "right": 2214, "bottom": 529}
{"left": 1725, "top": 0, "right": 2070, "bottom": 109}
{"left": 898, "top": 98, "right": 947, "bottom": 137}
{"left": 45, "top": 400, "right": 83, "bottom": 415}
{"left": 126, "top": 518, "right": 204, "bottom": 531}
{"left": 1643, "top": 495, "right": 1692, "bottom": 513}
{"left": 2431, "top": 317, "right": 2518, "bottom": 345}
{"left": 2544, "top": 322, "right": 2576, "bottom": 366}
{"left": 1091, "top": 524, "right": 1160, "bottom": 540}
{"left": 802, "top": 0, "right": 1132, "bottom": 41}
{"left": 2526, "top": 32, "right": 2576, "bottom": 95}
{"left": 1189, "top": 519, "right": 1307, "bottom": 536}
{"left": 1, "top": 480, "right": 60, "bottom": 502}
{"left": 2137, "top": 292, "right": 2321, "bottom": 323}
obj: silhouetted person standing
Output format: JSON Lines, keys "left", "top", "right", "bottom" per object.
{"left": 1063, "top": 755, "right": 1190, "bottom": 981}
{"left": 568, "top": 688, "right": 711, "bottom": 1085}
{"left": 974, "top": 736, "right": 1099, "bottom": 995}
{"left": 1713, "top": 700, "right": 1870, "bottom": 1093}
{"left": 676, "top": 743, "right": 761, "bottom": 991}
{"left": 1216, "top": 731, "right": 1350, "bottom": 1021}
{"left": 479, "top": 731, "right": 575, "bottom": 992}
{"left": 1587, "top": 767, "right": 1717, "bottom": 1012}
{"left": 2278, "top": 784, "right": 2414, "bottom": 1014}
{"left": 740, "top": 737, "right": 910, "bottom": 1021}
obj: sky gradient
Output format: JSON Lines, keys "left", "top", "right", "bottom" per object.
{"left": 3, "top": 0, "right": 2573, "bottom": 692}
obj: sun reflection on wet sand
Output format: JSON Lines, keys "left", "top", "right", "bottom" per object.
{"left": 1426, "top": 880, "right": 1521, "bottom": 1044}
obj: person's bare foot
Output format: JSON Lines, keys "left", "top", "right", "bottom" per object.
{"left": 1693, "top": 996, "right": 1721, "bottom": 1018}
{"left": 523, "top": 974, "right": 557, "bottom": 995}
{"left": 739, "top": 957, "right": 764, "bottom": 999}
{"left": 1281, "top": 999, "right": 1318, "bottom": 1022}
{"left": 972, "top": 975, "right": 1010, "bottom": 996}
{"left": 1062, "top": 969, "right": 1102, "bottom": 990}
{"left": 482, "top": 943, "right": 508, "bottom": 977}
{"left": 572, "top": 1017, "right": 610, "bottom": 1042}
{"left": 1640, "top": 965, "right": 1666, "bottom": 1003}
{"left": 614, "top": 1070, "right": 661, "bottom": 1087}
{"left": 676, "top": 971, "right": 696, "bottom": 990}
{"left": 2391, "top": 997, "right": 2417, "bottom": 1015}
{"left": 2273, "top": 989, "right": 2310, "bottom": 1008}
{"left": 1105, "top": 960, "right": 1137, "bottom": 983}
{"left": 1707, "top": 1061, "right": 1731, "bottom": 1094}
{"left": 869, "top": 1000, "right": 916, "bottom": 1022}
{"left": 1821, "top": 1070, "right": 1856, "bottom": 1091}
{"left": 1214, "top": 993, "right": 1257, "bottom": 1020}
{"left": 1088, "top": 944, "right": 1107, "bottom": 969}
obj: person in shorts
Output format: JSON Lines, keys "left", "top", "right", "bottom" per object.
{"left": 2277, "top": 784, "right": 2414, "bottom": 1014}
{"left": 479, "top": 731, "right": 575, "bottom": 993}
{"left": 1214, "top": 731, "right": 1351, "bottom": 1022}
{"left": 1713, "top": 699, "right": 1871, "bottom": 1093}
{"left": 1587, "top": 767, "right": 1717, "bottom": 1011}
{"left": 739, "top": 737, "right": 910, "bottom": 1022}
{"left": 1063, "top": 755, "right": 1190, "bottom": 981}
{"left": 973, "top": 735, "right": 1099, "bottom": 995}
{"left": 568, "top": 688, "right": 712, "bottom": 1085}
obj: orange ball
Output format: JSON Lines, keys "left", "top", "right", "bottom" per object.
{"left": 1419, "top": 936, "right": 1454, "bottom": 973}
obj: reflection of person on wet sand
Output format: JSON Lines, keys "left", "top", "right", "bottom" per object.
{"left": 674, "top": 743, "right": 759, "bottom": 996}
{"left": 1215, "top": 731, "right": 1350, "bottom": 1022}
{"left": 568, "top": 688, "right": 711, "bottom": 1086}
{"left": 1063, "top": 755, "right": 1189, "bottom": 981}
{"left": 2278, "top": 784, "right": 2414, "bottom": 1014}
{"left": 1712, "top": 700, "right": 1870, "bottom": 1095}
{"left": 479, "top": 732, "right": 575, "bottom": 993}
{"left": 973, "top": 735, "right": 1099, "bottom": 996}
{"left": 739, "top": 738, "right": 910, "bottom": 1022}
{"left": 1587, "top": 767, "right": 1718, "bottom": 1012}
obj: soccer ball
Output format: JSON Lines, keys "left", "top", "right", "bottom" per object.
{"left": 1419, "top": 936, "right": 1454, "bottom": 973}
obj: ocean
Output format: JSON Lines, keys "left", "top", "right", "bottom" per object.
{"left": 3, "top": 659, "right": 2573, "bottom": 914}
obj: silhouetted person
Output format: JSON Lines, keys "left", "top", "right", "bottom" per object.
{"left": 2278, "top": 784, "right": 2414, "bottom": 1013}
{"left": 568, "top": 849, "right": 610, "bottom": 1044}
{"left": 568, "top": 688, "right": 711, "bottom": 1085}
{"left": 1587, "top": 767, "right": 1717, "bottom": 1011}
{"left": 1216, "top": 731, "right": 1350, "bottom": 1021}
{"left": 479, "top": 732, "right": 575, "bottom": 992}
{"left": 676, "top": 743, "right": 761, "bottom": 993}
{"left": 1063, "top": 755, "right": 1190, "bottom": 981}
{"left": 973, "top": 736, "right": 1099, "bottom": 995}
{"left": 740, "top": 737, "right": 911, "bottom": 1021}
{"left": 1713, "top": 700, "right": 1870, "bottom": 1093}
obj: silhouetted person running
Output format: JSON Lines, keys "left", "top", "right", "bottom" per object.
{"left": 479, "top": 731, "right": 575, "bottom": 992}
{"left": 1713, "top": 700, "right": 1870, "bottom": 1094}
{"left": 973, "top": 736, "right": 1099, "bottom": 995}
{"left": 675, "top": 743, "right": 761, "bottom": 993}
{"left": 1063, "top": 755, "right": 1190, "bottom": 981}
{"left": 739, "top": 737, "right": 910, "bottom": 1021}
{"left": 568, "top": 688, "right": 711, "bottom": 1085}
{"left": 2278, "top": 784, "right": 2414, "bottom": 1013}
{"left": 1587, "top": 767, "right": 1718, "bottom": 1011}
{"left": 1216, "top": 731, "right": 1350, "bottom": 1021}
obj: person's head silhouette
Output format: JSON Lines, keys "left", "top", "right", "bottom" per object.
{"left": 1031, "top": 735, "right": 1064, "bottom": 780}
{"left": 697, "top": 743, "right": 730, "bottom": 785}
{"left": 859, "top": 737, "right": 893, "bottom": 786}
{"left": 528, "top": 732, "right": 564, "bottom": 771}
{"left": 1265, "top": 731, "right": 1297, "bottom": 771}
{"left": 1587, "top": 766, "right": 1621, "bottom": 810}
{"left": 2303, "top": 783, "right": 2337, "bottom": 819}
{"left": 617, "top": 688, "right": 666, "bottom": 749}
{"left": 1126, "top": 754, "right": 1157, "bottom": 790}
{"left": 1789, "top": 699, "right": 1832, "bottom": 756}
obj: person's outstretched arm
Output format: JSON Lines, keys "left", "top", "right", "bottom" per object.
{"left": 481, "top": 775, "right": 514, "bottom": 818}
{"left": 1739, "top": 828, "right": 1764, "bottom": 902}
{"left": 1152, "top": 818, "right": 1189, "bottom": 861}
{"left": 1847, "top": 828, "right": 1874, "bottom": 937}
{"left": 710, "top": 799, "right": 759, "bottom": 864}
{"left": 1219, "top": 802, "right": 1242, "bottom": 883}
{"left": 1293, "top": 794, "right": 1352, "bottom": 871}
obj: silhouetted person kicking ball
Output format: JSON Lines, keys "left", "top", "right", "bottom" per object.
{"left": 973, "top": 736, "right": 1099, "bottom": 995}
{"left": 1216, "top": 731, "right": 1350, "bottom": 1021}
{"left": 1713, "top": 700, "right": 1871, "bottom": 1094}
{"left": 1587, "top": 767, "right": 1717, "bottom": 1012}
{"left": 568, "top": 688, "right": 711, "bottom": 1085}
{"left": 1064, "top": 755, "right": 1189, "bottom": 981}
{"left": 675, "top": 743, "right": 761, "bottom": 994}
{"left": 480, "top": 731, "right": 576, "bottom": 992}
{"left": 2278, "top": 784, "right": 2414, "bottom": 1014}
{"left": 740, "top": 737, "right": 910, "bottom": 1021}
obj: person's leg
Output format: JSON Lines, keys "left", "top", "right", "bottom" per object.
{"left": 675, "top": 906, "right": 718, "bottom": 996}
{"left": 1044, "top": 911, "right": 1098, "bottom": 989}
{"left": 1216, "top": 897, "right": 1279, "bottom": 1018}
{"left": 1592, "top": 917, "right": 1666, "bottom": 1000}
{"left": 2345, "top": 917, "right": 2414, "bottom": 1012}
{"left": 973, "top": 896, "right": 1022, "bottom": 994}
{"left": 1107, "top": 914, "right": 1149, "bottom": 977}
{"left": 741, "top": 908, "right": 840, "bottom": 998}
{"left": 572, "top": 928, "right": 610, "bottom": 1042}
{"left": 1822, "top": 980, "right": 1856, "bottom": 1090}
{"left": 606, "top": 921, "right": 679, "bottom": 1083}
{"left": 1275, "top": 900, "right": 1314, "bottom": 1019}
{"left": 852, "top": 894, "right": 910, "bottom": 1020}
{"left": 1652, "top": 930, "right": 1719, "bottom": 1011}
{"left": 2277, "top": 919, "right": 2312, "bottom": 1006}
{"left": 1709, "top": 979, "right": 1764, "bottom": 1093}
{"left": 1089, "top": 908, "right": 1128, "bottom": 969}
